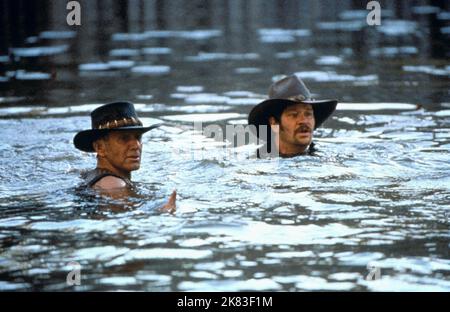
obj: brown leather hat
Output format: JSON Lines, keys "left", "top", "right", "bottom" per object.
{"left": 248, "top": 75, "right": 338, "bottom": 137}
{"left": 73, "top": 102, "right": 161, "bottom": 153}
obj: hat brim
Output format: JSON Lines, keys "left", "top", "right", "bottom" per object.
{"left": 74, "top": 124, "right": 162, "bottom": 153}
{"left": 248, "top": 98, "right": 338, "bottom": 132}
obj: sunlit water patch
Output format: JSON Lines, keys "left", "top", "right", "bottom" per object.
{"left": 403, "top": 66, "right": 450, "bottom": 77}
{"left": 258, "top": 28, "right": 311, "bottom": 43}
{"left": 11, "top": 45, "right": 69, "bottom": 58}
{"left": 295, "top": 71, "right": 379, "bottom": 83}
{"left": 185, "top": 52, "right": 260, "bottom": 62}
{"left": 111, "top": 30, "right": 222, "bottom": 42}
{"left": 131, "top": 66, "right": 171, "bottom": 75}
{"left": 39, "top": 31, "right": 77, "bottom": 40}
{"left": 377, "top": 20, "right": 418, "bottom": 36}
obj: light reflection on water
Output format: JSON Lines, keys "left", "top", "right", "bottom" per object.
{"left": 0, "top": 0, "right": 449, "bottom": 292}
{"left": 0, "top": 106, "right": 449, "bottom": 291}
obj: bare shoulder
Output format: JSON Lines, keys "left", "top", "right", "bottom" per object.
{"left": 93, "top": 176, "right": 127, "bottom": 190}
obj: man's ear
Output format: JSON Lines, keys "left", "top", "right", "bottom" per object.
{"left": 268, "top": 117, "right": 280, "bottom": 133}
{"left": 93, "top": 139, "right": 106, "bottom": 157}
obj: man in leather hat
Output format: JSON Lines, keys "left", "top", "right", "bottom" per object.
{"left": 74, "top": 101, "right": 176, "bottom": 212}
{"left": 248, "top": 75, "right": 338, "bottom": 158}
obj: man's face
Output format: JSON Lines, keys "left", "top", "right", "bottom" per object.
{"left": 270, "top": 103, "right": 315, "bottom": 150}
{"left": 96, "top": 130, "right": 143, "bottom": 175}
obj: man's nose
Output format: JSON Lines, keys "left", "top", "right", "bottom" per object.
{"left": 130, "top": 138, "right": 142, "bottom": 149}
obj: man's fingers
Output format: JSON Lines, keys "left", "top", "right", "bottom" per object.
{"left": 159, "top": 190, "right": 177, "bottom": 214}
{"left": 168, "top": 191, "right": 177, "bottom": 205}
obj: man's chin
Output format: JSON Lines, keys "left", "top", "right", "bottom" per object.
{"left": 295, "top": 138, "right": 312, "bottom": 147}
{"left": 127, "top": 163, "right": 141, "bottom": 171}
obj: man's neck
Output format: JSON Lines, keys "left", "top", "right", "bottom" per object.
{"left": 276, "top": 141, "right": 310, "bottom": 158}
{"left": 96, "top": 160, "right": 131, "bottom": 180}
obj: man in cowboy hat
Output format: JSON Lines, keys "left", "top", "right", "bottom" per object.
{"left": 74, "top": 101, "right": 176, "bottom": 212}
{"left": 248, "top": 75, "right": 338, "bottom": 158}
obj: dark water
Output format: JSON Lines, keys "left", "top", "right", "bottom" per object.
{"left": 0, "top": 0, "right": 449, "bottom": 291}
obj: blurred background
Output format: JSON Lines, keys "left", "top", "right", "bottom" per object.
{"left": 0, "top": 0, "right": 448, "bottom": 110}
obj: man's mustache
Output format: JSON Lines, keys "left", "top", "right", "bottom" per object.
{"left": 295, "top": 124, "right": 312, "bottom": 133}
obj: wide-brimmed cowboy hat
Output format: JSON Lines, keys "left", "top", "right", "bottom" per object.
{"left": 248, "top": 75, "right": 338, "bottom": 138}
{"left": 73, "top": 101, "right": 161, "bottom": 153}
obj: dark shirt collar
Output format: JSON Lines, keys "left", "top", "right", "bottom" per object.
{"left": 257, "top": 142, "right": 316, "bottom": 159}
